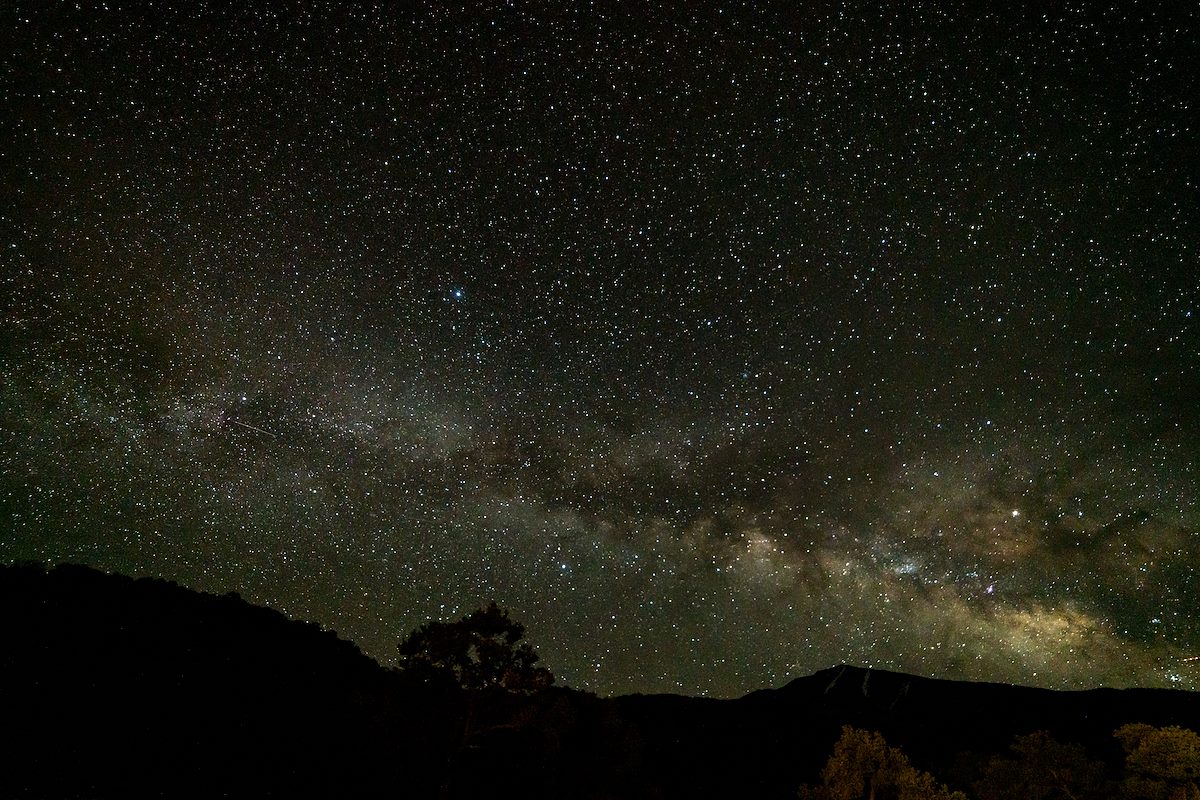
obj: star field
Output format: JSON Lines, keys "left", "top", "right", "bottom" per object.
{"left": 2, "top": 2, "right": 1197, "bottom": 696}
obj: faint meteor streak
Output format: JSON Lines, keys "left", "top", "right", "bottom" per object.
{"left": 232, "top": 420, "right": 276, "bottom": 437}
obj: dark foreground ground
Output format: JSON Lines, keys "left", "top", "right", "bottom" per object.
{"left": 3, "top": 563, "right": 1198, "bottom": 798}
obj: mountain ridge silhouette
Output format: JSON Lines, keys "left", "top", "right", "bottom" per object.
{"left": 3, "top": 562, "right": 1197, "bottom": 798}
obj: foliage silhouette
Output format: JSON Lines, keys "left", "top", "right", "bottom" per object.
{"left": 398, "top": 601, "right": 553, "bottom": 692}
{"left": 1116, "top": 723, "right": 1200, "bottom": 800}
{"left": 973, "top": 730, "right": 1110, "bottom": 800}
{"left": 798, "top": 725, "right": 966, "bottom": 800}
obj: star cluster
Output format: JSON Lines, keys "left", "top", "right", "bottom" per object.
{"left": 2, "top": 2, "right": 1197, "bottom": 696}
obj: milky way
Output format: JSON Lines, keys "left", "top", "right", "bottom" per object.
{"left": 2, "top": 3, "right": 1197, "bottom": 696}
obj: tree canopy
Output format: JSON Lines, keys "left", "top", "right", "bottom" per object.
{"left": 974, "top": 730, "right": 1109, "bottom": 800}
{"left": 397, "top": 602, "right": 553, "bottom": 692}
{"left": 1116, "top": 723, "right": 1200, "bottom": 800}
{"left": 799, "top": 726, "right": 966, "bottom": 800}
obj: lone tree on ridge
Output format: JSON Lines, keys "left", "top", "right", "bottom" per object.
{"left": 397, "top": 601, "right": 553, "bottom": 692}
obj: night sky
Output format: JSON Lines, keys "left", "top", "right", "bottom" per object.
{"left": 2, "top": 2, "right": 1197, "bottom": 697}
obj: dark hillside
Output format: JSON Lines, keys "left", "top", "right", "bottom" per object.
{"left": 0, "top": 562, "right": 454, "bottom": 798}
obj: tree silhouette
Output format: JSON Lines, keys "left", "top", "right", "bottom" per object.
{"left": 799, "top": 726, "right": 966, "bottom": 800}
{"left": 397, "top": 602, "right": 553, "bottom": 692}
{"left": 974, "top": 730, "right": 1109, "bottom": 800}
{"left": 1116, "top": 723, "right": 1200, "bottom": 800}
